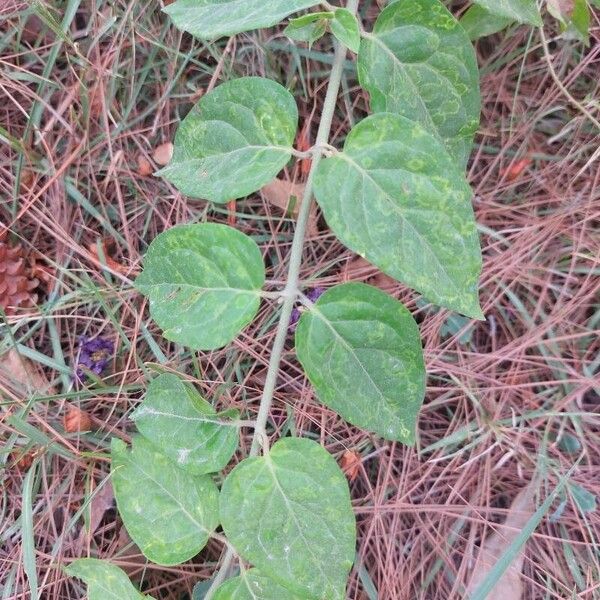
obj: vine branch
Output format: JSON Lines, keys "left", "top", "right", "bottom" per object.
{"left": 203, "top": 1, "right": 359, "bottom": 596}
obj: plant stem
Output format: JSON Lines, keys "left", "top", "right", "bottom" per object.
{"left": 204, "top": 2, "right": 358, "bottom": 597}
{"left": 250, "top": 0, "right": 359, "bottom": 456}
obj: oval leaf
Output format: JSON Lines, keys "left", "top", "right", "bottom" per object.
{"left": 112, "top": 437, "right": 219, "bottom": 565}
{"left": 135, "top": 223, "right": 265, "bottom": 350}
{"left": 158, "top": 77, "right": 297, "bottom": 202}
{"left": 165, "top": 0, "right": 321, "bottom": 40}
{"left": 213, "top": 569, "right": 304, "bottom": 600}
{"left": 220, "top": 437, "right": 356, "bottom": 600}
{"left": 330, "top": 9, "right": 361, "bottom": 53}
{"left": 314, "top": 113, "right": 483, "bottom": 318}
{"left": 66, "top": 559, "right": 153, "bottom": 600}
{"left": 460, "top": 5, "right": 514, "bottom": 41}
{"left": 358, "top": 0, "right": 480, "bottom": 167}
{"left": 472, "top": 0, "right": 542, "bottom": 26}
{"left": 131, "top": 373, "right": 239, "bottom": 475}
{"left": 295, "top": 283, "right": 425, "bottom": 443}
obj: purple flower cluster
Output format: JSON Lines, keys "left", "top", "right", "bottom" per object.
{"left": 75, "top": 336, "right": 114, "bottom": 383}
{"left": 289, "top": 287, "right": 325, "bottom": 333}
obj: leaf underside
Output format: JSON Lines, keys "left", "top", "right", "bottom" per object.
{"left": 213, "top": 569, "right": 304, "bottom": 600}
{"left": 131, "top": 373, "right": 239, "bottom": 475}
{"left": 159, "top": 77, "right": 297, "bottom": 202}
{"left": 65, "top": 559, "right": 153, "bottom": 600}
{"left": 164, "top": 0, "right": 321, "bottom": 39}
{"left": 314, "top": 113, "right": 483, "bottom": 318}
{"left": 111, "top": 437, "right": 219, "bottom": 566}
{"left": 296, "top": 283, "right": 426, "bottom": 443}
{"left": 135, "top": 223, "right": 265, "bottom": 350}
{"left": 358, "top": 0, "right": 481, "bottom": 168}
{"left": 219, "top": 438, "right": 356, "bottom": 600}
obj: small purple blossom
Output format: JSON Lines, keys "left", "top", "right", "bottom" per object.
{"left": 75, "top": 336, "right": 114, "bottom": 383}
{"left": 289, "top": 287, "right": 325, "bottom": 333}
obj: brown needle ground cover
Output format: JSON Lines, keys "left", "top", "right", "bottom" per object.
{"left": 1, "top": 2, "right": 599, "bottom": 599}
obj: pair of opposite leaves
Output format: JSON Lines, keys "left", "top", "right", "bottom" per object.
{"left": 68, "top": 374, "right": 355, "bottom": 599}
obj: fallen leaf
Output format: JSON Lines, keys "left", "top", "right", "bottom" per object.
{"left": 261, "top": 178, "right": 318, "bottom": 236}
{"left": 467, "top": 483, "right": 536, "bottom": 599}
{"left": 87, "top": 239, "right": 130, "bottom": 274}
{"left": 0, "top": 348, "right": 54, "bottom": 394}
{"left": 501, "top": 158, "right": 532, "bottom": 182}
{"left": 152, "top": 142, "right": 173, "bottom": 166}
{"left": 88, "top": 482, "right": 114, "bottom": 535}
{"left": 341, "top": 256, "right": 396, "bottom": 290}
{"left": 136, "top": 154, "right": 153, "bottom": 176}
{"left": 63, "top": 406, "right": 92, "bottom": 433}
{"left": 340, "top": 450, "right": 361, "bottom": 482}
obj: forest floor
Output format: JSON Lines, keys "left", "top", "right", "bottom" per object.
{"left": 1, "top": 1, "right": 599, "bottom": 599}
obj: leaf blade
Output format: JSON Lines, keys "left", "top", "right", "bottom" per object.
{"left": 66, "top": 559, "right": 153, "bottom": 600}
{"left": 158, "top": 77, "right": 297, "bottom": 203}
{"left": 213, "top": 569, "right": 304, "bottom": 599}
{"left": 314, "top": 113, "right": 483, "bottom": 318}
{"left": 135, "top": 223, "right": 265, "bottom": 350}
{"left": 132, "top": 373, "right": 239, "bottom": 475}
{"left": 330, "top": 9, "right": 361, "bottom": 53}
{"left": 472, "top": 0, "right": 542, "bottom": 26}
{"left": 164, "top": 0, "right": 321, "bottom": 40}
{"left": 296, "top": 283, "right": 425, "bottom": 443}
{"left": 111, "top": 437, "right": 219, "bottom": 566}
{"left": 219, "top": 438, "right": 356, "bottom": 600}
{"left": 358, "top": 0, "right": 481, "bottom": 167}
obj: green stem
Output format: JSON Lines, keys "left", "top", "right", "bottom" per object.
{"left": 204, "top": 2, "right": 359, "bottom": 597}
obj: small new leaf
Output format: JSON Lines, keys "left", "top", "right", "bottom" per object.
{"left": 158, "top": 77, "right": 297, "bottom": 202}
{"left": 220, "top": 438, "right": 356, "bottom": 600}
{"left": 296, "top": 283, "right": 425, "bottom": 443}
{"left": 135, "top": 223, "right": 265, "bottom": 350}
{"left": 472, "top": 0, "right": 542, "bottom": 26}
{"left": 164, "top": 0, "right": 321, "bottom": 40}
{"left": 284, "top": 13, "right": 331, "bottom": 45}
{"left": 358, "top": 0, "right": 481, "bottom": 167}
{"left": 313, "top": 113, "right": 483, "bottom": 318}
{"left": 330, "top": 9, "right": 361, "bottom": 53}
{"left": 66, "top": 559, "right": 153, "bottom": 600}
{"left": 213, "top": 569, "right": 304, "bottom": 600}
{"left": 111, "top": 437, "right": 219, "bottom": 565}
{"left": 131, "top": 373, "right": 239, "bottom": 475}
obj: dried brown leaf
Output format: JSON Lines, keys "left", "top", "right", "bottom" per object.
{"left": 63, "top": 406, "right": 92, "bottom": 433}
{"left": 261, "top": 178, "right": 318, "bottom": 236}
{"left": 152, "top": 142, "right": 173, "bottom": 166}
{"left": 340, "top": 450, "right": 361, "bottom": 482}
{"left": 467, "top": 482, "right": 536, "bottom": 599}
{"left": 136, "top": 154, "right": 153, "bottom": 177}
{"left": 0, "top": 348, "right": 54, "bottom": 394}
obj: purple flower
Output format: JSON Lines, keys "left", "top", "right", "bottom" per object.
{"left": 289, "top": 287, "right": 325, "bottom": 333}
{"left": 75, "top": 336, "right": 114, "bottom": 383}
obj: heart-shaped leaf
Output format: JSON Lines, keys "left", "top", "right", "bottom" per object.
{"left": 358, "top": 0, "right": 480, "bottom": 167}
{"left": 135, "top": 223, "right": 265, "bottom": 350}
{"left": 158, "top": 77, "right": 297, "bottom": 202}
{"left": 131, "top": 373, "right": 239, "bottom": 475}
{"left": 65, "top": 559, "right": 153, "bottom": 600}
{"left": 112, "top": 437, "right": 219, "bottom": 566}
{"left": 213, "top": 569, "right": 304, "bottom": 600}
{"left": 220, "top": 437, "right": 356, "bottom": 600}
{"left": 295, "top": 283, "right": 425, "bottom": 443}
{"left": 165, "top": 0, "right": 321, "bottom": 40}
{"left": 314, "top": 113, "right": 483, "bottom": 318}
{"left": 472, "top": 0, "right": 542, "bottom": 26}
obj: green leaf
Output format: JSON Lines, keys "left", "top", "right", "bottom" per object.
{"left": 569, "top": 483, "right": 596, "bottom": 514}
{"left": 330, "top": 9, "right": 361, "bottom": 53}
{"left": 131, "top": 373, "right": 239, "bottom": 475}
{"left": 358, "top": 0, "right": 481, "bottom": 167}
{"left": 158, "top": 77, "right": 297, "bottom": 202}
{"left": 111, "top": 437, "right": 219, "bottom": 565}
{"left": 460, "top": 5, "right": 514, "bottom": 40}
{"left": 164, "top": 0, "right": 321, "bottom": 39}
{"left": 295, "top": 283, "right": 425, "bottom": 443}
{"left": 220, "top": 437, "right": 356, "bottom": 600}
{"left": 313, "top": 113, "right": 483, "bottom": 318}
{"left": 213, "top": 569, "right": 304, "bottom": 599}
{"left": 65, "top": 559, "right": 153, "bottom": 600}
{"left": 135, "top": 223, "right": 265, "bottom": 350}
{"left": 284, "top": 14, "right": 330, "bottom": 45}
{"left": 472, "top": 0, "right": 542, "bottom": 26}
